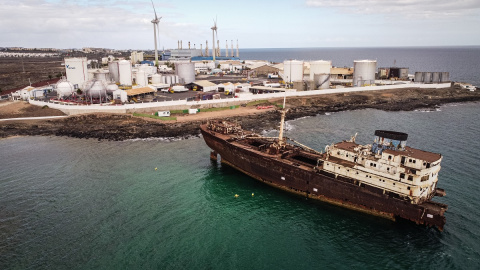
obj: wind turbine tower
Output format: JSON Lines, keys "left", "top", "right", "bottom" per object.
{"left": 225, "top": 40, "right": 228, "bottom": 57}
{"left": 211, "top": 19, "right": 217, "bottom": 61}
{"left": 150, "top": 0, "right": 161, "bottom": 66}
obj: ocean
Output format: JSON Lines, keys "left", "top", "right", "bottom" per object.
{"left": 1, "top": 47, "right": 480, "bottom": 269}
{"left": 240, "top": 46, "right": 480, "bottom": 86}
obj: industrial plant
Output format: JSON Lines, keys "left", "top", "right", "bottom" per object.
{"left": 5, "top": 0, "right": 456, "bottom": 111}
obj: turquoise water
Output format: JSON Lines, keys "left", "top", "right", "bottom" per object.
{"left": 1, "top": 102, "right": 479, "bottom": 269}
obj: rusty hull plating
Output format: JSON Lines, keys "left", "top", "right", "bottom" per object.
{"left": 200, "top": 120, "right": 447, "bottom": 231}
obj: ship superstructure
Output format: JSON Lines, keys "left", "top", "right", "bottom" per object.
{"left": 200, "top": 106, "right": 447, "bottom": 230}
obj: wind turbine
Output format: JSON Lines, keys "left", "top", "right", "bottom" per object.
{"left": 211, "top": 18, "right": 218, "bottom": 61}
{"left": 150, "top": 0, "right": 161, "bottom": 66}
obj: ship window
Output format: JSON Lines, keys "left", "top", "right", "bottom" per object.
{"left": 411, "top": 169, "right": 416, "bottom": 174}
{"left": 393, "top": 183, "right": 395, "bottom": 186}
{"left": 337, "top": 151, "right": 340, "bottom": 155}
{"left": 409, "top": 159, "right": 412, "bottom": 163}
{"left": 346, "top": 154, "right": 349, "bottom": 157}
{"left": 400, "top": 173, "right": 405, "bottom": 179}
{"left": 408, "top": 175, "right": 413, "bottom": 181}
{"left": 413, "top": 160, "right": 416, "bottom": 164}
{"left": 426, "top": 163, "right": 431, "bottom": 168}
{"left": 388, "top": 155, "right": 392, "bottom": 160}
{"left": 387, "top": 167, "right": 390, "bottom": 171}
{"left": 407, "top": 187, "right": 410, "bottom": 190}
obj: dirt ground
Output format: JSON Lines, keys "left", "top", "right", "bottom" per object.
{"left": 0, "top": 101, "right": 66, "bottom": 119}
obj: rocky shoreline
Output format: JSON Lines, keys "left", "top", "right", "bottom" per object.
{"left": 1, "top": 86, "right": 479, "bottom": 141}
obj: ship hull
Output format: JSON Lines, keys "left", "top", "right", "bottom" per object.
{"left": 201, "top": 126, "right": 446, "bottom": 231}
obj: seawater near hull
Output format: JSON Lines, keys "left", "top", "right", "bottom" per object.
{"left": 201, "top": 126, "right": 447, "bottom": 231}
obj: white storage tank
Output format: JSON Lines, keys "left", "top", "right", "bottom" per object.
{"left": 166, "top": 75, "right": 172, "bottom": 85}
{"left": 108, "top": 61, "right": 120, "bottom": 83}
{"left": 118, "top": 60, "right": 132, "bottom": 86}
{"left": 152, "top": 74, "right": 162, "bottom": 84}
{"left": 175, "top": 62, "right": 195, "bottom": 84}
{"left": 310, "top": 60, "right": 332, "bottom": 89}
{"left": 353, "top": 60, "right": 376, "bottom": 87}
{"left": 313, "top": 74, "right": 331, "bottom": 90}
{"left": 64, "top": 57, "right": 88, "bottom": 89}
{"left": 136, "top": 70, "right": 148, "bottom": 86}
{"left": 161, "top": 76, "right": 166, "bottom": 84}
{"left": 94, "top": 70, "right": 110, "bottom": 83}
{"left": 283, "top": 60, "right": 304, "bottom": 83}
{"left": 106, "top": 83, "right": 119, "bottom": 94}
{"left": 56, "top": 80, "right": 75, "bottom": 98}
{"left": 85, "top": 80, "right": 107, "bottom": 99}
{"left": 175, "top": 75, "right": 179, "bottom": 84}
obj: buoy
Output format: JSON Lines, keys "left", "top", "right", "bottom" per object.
{"left": 234, "top": 194, "right": 239, "bottom": 198}
{"left": 252, "top": 193, "right": 254, "bottom": 197}
{"left": 155, "top": 167, "right": 157, "bottom": 171}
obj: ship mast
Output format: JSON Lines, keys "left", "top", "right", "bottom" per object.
{"left": 278, "top": 94, "right": 287, "bottom": 146}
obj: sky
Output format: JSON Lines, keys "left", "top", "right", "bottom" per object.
{"left": 1, "top": 0, "right": 479, "bottom": 50}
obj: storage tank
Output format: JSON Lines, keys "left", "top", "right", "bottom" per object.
{"left": 432, "top": 72, "right": 440, "bottom": 83}
{"left": 118, "top": 60, "right": 132, "bottom": 86}
{"left": 424, "top": 72, "right": 432, "bottom": 83}
{"left": 175, "top": 62, "right": 195, "bottom": 84}
{"left": 309, "top": 60, "right": 331, "bottom": 80}
{"left": 85, "top": 80, "right": 107, "bottom": 99}
{"left": 161, "top": 76, "right": 166, "bottom": 84}
{"left": 353, "top": 60, "right": 376, "bottom": 87}
{"left": 108, "top": 61, "right": 120, "bottom": 83}
{"left": 152, "top": 74, "right": 162, "bottom": 84}
{"left": 175, "top": 75, "right": 179, "bottom": 84}
{"left": 414, "top": 72, "right": 424, "bottom": 82}
{"left": 310, "top": 60, "right": 331, "bottom": 89}
{"left": 56, "top": 80, "right": 75, "bottom": 98}
{"left": 440, "top": 72, "right": 449, "bottom": 82}
{"left": 106, "top": 83, "right": 119, "bottom": 94}
{"left": 136, "top": 70, "right": 147, "bottom": 86}
{"left": 64, "top": 57, "right": 88, "bottom": 89}
{"left": 94, "top": 70, "right": 109, "bottom": 83}
{"left": 283, "top": 60, "right": 304, "bottom": 83}
{"left": 313, "top": 74, "right": 331, "bottom": 90}
{"left": 166, "top": 75, "right": 172, "bottom": 85}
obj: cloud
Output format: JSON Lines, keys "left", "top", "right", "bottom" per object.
{"left": 305, "top": 0, "right": 480, "bottom": 18}
{"left": 0, "top": 0, "right": 205, "bottom": 49}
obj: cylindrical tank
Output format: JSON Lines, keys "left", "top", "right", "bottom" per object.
{"left": 106, "top": 83, "right": 119, "bottom": 94}
{"left": 175, "top": 75, "right": 179, "bottom": 84}
{"left": 432, "top": 72, "right": 440, "bottom": 83}
{"left": 424, "top": 72, "right": 432, "bottom": 83}
{"left": 399, "top": 68, "right": 409, "bottom": 79}
{"left": 309, "top": 60, "right": 331, "bottom": 80}
{"left": 175, "top": 62, "right": 195, "bottom": 84}
{"left": 56, "top": 81, "right": 75, "bottom": 98}
{"left": 118, "top": 60, "right": 132, "bottom": 86}
{"left": 166, "top": 75, "right": 172, "bottom": 85}
{"left": 108, "top": 61, "right": 120, "bottom": 83}
{"left": 353, "top": 60, "right": 376, "bottom": 87}
{"left": 85, "top": 80, "right": 107, "bottom": 99}
{"left": 94, "top": 70, "right": 109, "bottom": 83}
{"left": 283, "top": 60, "right": 304, "bottom": 82}
{"left": 136, "top": 70, "right": 147, "bottom": 86}
{"left": 64, "top": 57, "right": 88, "bottom": 89}
{"left": 440, "top": 72, "right": 449, "bottom": 82}
{"left": 161, "top": 76, "right": 166, "bottom": 84}
{"left": 313, "top": 73, "right": 331, "bottom": 89}
{"left": 414, "top": 72, "right": 424, "bottom": 82}
{"left": 152, "top": 74, "right": 162, "bottom": 84}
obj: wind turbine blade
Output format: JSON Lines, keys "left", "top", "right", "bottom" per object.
{"left": 151, "top": 0, "right": 158, "bottom": 20}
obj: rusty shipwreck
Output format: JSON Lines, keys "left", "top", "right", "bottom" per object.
{"left": 200, "top": 101, "right": 447, "bottom": 230}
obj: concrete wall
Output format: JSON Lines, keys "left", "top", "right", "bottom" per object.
{"left": 29, "top": 83, "right": 451, "bottom": 115}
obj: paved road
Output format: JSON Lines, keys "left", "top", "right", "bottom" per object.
{"left": 0, "top": 115, "right": 68, "bottom": 122}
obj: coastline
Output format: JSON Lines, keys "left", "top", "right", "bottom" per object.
{"left": 1, "top": 86, "right": 479, "bottom": 140}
